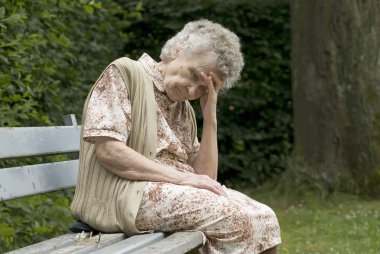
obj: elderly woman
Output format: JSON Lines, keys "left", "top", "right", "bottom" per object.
{"left": 71, "top": 19, "right": 281, "bottom": 253}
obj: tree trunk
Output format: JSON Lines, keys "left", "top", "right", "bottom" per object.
{"left": 291, "top": 0, "right": 380, "bottom": 195}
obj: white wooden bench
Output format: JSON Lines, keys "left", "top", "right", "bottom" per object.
{"left": 0, "top": 114, "right": 203, "bottom": 254}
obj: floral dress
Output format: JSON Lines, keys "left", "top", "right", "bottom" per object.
{"left": 83, "top": 53, "right": 281, "bottom": 254}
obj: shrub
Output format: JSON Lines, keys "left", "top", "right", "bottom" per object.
{"left": 0, "top": 0, "right": 141, "bottom": 126}
{"left": 0, "top": 0, "right": 140, "bottom": 251}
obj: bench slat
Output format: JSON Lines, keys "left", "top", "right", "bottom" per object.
{"left": 49, "top": 233, "right": 125, "bottom": 254}
{"left": 0, "top": 160, "right": 78, "bottom": 201}
{"left": 131, "top": 231, "right": 203, "bottom": 254}
{"left": 0, "top": 126, "right": 80, "bottom": 159}
{"left": 5, "top": 233, "right": 87, "bottom": 254}
{"left": 90, "top": 232, "right": 165, "bottom": 254}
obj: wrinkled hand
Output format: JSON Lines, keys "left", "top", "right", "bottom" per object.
{"left": 200, "top": 72, "right": 223, "bottom": 122}
{"left": 179, "top": 172, "right": 228, "bottom": 197}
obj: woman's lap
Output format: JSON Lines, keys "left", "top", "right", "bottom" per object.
{"left": 135, "top": 182, "right": 281, "bottom": 254}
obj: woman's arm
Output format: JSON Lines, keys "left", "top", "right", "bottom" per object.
{"left": 191, "top": 72, "right": 222, "bottom": 180}
{"left": 95, "top": 136, "right": 227, "bottom": 196}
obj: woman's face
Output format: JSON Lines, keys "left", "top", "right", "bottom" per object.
{"left": 158, "top": 53, "right": 212, "bottom": 102}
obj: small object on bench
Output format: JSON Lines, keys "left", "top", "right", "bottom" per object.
{"left": 69, "top": 220, "right": 99, "bottom": 234}
{"left": 0, "top": 114, "right": 203, "bottom": 254}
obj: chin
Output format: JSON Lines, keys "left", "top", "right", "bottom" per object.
{"left": 166, "top": 94, "right": 180, "bottom": 102}
{"left": 172, "top": 97, "right": 185, "bottom": 102}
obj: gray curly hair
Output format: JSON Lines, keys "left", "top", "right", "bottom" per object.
{"left": 160, "top": 19, "right": 244, "bottom": 89}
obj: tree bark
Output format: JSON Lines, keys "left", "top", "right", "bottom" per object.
{"left": 291, "top": 0, "right": 380, "bottom": 195}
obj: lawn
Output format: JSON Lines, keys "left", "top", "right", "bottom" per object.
{"left": 245, "top": 188, "right": 380, "bottom": 254}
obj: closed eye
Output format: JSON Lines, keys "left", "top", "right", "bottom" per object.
{"left": 188, "top": 67, "right": 201, "bottom": 83}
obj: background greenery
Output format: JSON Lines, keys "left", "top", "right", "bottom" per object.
{"left": 0, "top": 0, "right": 141, "bottom": 127}
{"left": 0, "top": 0, "right": 141, "bottom": 251}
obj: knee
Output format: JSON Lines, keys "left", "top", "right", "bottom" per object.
{"left": 224, "top": 207, "right": 254, "bottom": 240}
{"left": 227, "top": 204, "right": 280, "bottom": 239}
{"left": 253, "top": 204, "right": 281, "bottom": 244}
{"left": 257, "top": 204, "right": 277, "bottom": 221}
{"left": 257, "top": 204, "right": 280, "bottom": 230}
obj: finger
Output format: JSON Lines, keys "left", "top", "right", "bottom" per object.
{"left": 196, "top": 179, "right": 228, "bottom": 197}
{"left": 210, "top": 72, "right": 223, "bottom": 91}
{"left": 204, "top": 74, "right": 217, "bottom": 95}
{"left": 209, "top": 180, "right": 228, "bottom": 197}
{"left": 201, "top": 72, "right": 222, "bottom": 95}
{"left": 215, "top": 182, "right": 228, "bottom": 197}
{"left": 213, "top": 185, "right": 228, "bottom": 197}
{"left": 201, "top": 72, "right": 213, "bottom": 86}
{"left": 200, "top": 72, "right": 213, "bottom": 90}
{"left": 221, "top": 186, "right": 229, "bottom": 197}
{"left": 200, "top": 72, "right": 209, "bottom": 85}
{"left": 203, "top": 183, "right": 222, "bottom": 196}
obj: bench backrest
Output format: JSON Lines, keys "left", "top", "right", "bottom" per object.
{"left": 0, "top": 115, "right": 80, "bottom": 201}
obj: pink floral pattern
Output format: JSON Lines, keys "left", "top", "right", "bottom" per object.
{"left": 83, "top": 65, "right": 131, "bottom": 144}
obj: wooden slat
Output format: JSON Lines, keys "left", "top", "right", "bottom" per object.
{"left": 5, "top": 233, "right": 87, "bottom": 254}
{"left": 0, "top": 160, "right": 78, "bottom": 201}
{"left": 90, "top": 233, "right": 165, "bottom": 254}
{"left": 131, "top": 232, "right": 203, "bottom": 254}
{"left": 49, "top": 233, "right": 125, "bottom": 254}
{"left": 0, "top": 126, "right": 80, "bottom": 159}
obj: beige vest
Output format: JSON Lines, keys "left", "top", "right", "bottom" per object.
{"left": 70, "top": 57, "right": 197, "bottom": 235}
{"left": 70, "top": 57, "right": 157, "bottom": 235}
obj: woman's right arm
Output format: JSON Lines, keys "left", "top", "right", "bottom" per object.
{"left": 95, "top": 136, "right": 227, "bottom": 196}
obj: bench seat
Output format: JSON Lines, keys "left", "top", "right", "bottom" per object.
{"left": 5, "top": 232, "right": 203, "bottom": 254}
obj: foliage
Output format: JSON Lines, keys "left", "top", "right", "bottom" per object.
{"left": 0, "top": 190, "right": 75, "bottom": 252}
{"left": 247, "top": 188, "right": 380, "bottom": 254}
{"left": 122, "top": 0, "right": 292, "bottom": 187}
{"left": 0, "top": 0, "right": 141, "bottom": 126}
{"left": 0, "top": 0, "right": 140, "bottom": 251}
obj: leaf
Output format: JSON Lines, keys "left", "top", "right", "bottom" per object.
{"left": 11, "top": 94, "right": 21, "bottom": 102}
{"left": 84, "top": 5, "right": 94, "bottom": 14}
{"left": 93, "top": 2, "right": 102, "bottom": 9}
{"left": 0, "top": 7, "right": 5, "bottom": 19}
{"left": 2, "top": 13, "right": 25, "bottom": 25}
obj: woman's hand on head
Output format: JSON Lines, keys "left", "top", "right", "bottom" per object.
{"left": 199, "top": 72, "right": 223, "bottom": 122}
{"left": 179, "top": 172, "right": 227, "bottom": 197}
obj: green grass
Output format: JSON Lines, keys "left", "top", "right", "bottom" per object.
{"left": 244, "top": 188, "right": 380, "bottom": 254}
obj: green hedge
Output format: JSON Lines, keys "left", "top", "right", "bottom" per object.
{"left": 0, "top": 0, "right": 140, "bottom": 251}
{"left": 0, "top": 190, "right": 74, "bottom": 251}
{"left": 0, "top": 0, "right": 141, "bottom": 127}
{"left": 122, "top": 0, "right": 292, "bottom": 187}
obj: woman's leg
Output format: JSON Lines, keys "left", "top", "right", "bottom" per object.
{"left": 135, "top": 182, "right": 281, "bottom": 254}
{"left": 223, "top": 188, "right": 281, "bottom": 253}
{"left": 260, "top": 246, "right": 278, "bottom": 254}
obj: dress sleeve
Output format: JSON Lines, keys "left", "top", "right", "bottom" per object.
{"left": 83, "top": 65, "right": 132, "bottom": 144}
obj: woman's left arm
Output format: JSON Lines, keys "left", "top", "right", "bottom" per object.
{"left": 191, "top": 72, "right": 223, "bottom": 180}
